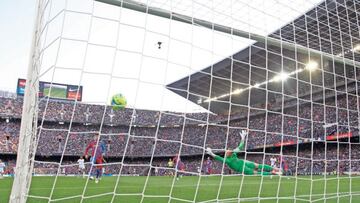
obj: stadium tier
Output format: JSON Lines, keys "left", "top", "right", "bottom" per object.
{"left": 1, "top": 94, "right": 359, "bottom": 169}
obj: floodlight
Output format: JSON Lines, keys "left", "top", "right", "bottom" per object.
{"left": 305, "top": 61, "right": 318, "bottom": 71}
{"left": 272, "top": 72, "right": 289, "bottom": 82}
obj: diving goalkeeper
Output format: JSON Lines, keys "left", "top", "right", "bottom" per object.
{"left": 206, "top": 130, "right": 282, "bottom": 176}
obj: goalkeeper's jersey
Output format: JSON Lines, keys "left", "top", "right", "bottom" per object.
{"left": 214, "top": 153, "right": 245, "bottom": 172}
{"left": 213, "top": 140, "right": 247, "bottom": 173}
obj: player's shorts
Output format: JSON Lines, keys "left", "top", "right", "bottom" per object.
{"left": 95, "top": 158, "right": 103, "bottom": 169}
{"left": 79, "top": 166, "right": 85, "bottom": 170}
{"left": 0, "top": 168, "right": 4, "bottom": 173}
{"left": 91, "top": 157, "right": 103, "bottom": 169}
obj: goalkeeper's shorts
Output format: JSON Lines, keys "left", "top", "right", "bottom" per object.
{"left": 243, "top": 167, "right": 255, "bottom": 175}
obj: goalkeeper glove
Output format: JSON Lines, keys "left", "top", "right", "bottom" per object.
{"left": 206, "top": 147, "right": 216, "bottom": 157}
{"left": 239, "top": 130, "right": 247, "bottom": 140}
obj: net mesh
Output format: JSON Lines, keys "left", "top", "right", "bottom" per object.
{"left": 13, "top": 0, "right": 360, "bottom": 202}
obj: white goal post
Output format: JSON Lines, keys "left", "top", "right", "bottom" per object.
{"left": 10, "top": 0, "right": 43, "bottom": 202}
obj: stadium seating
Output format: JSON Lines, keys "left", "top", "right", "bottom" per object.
{"left": 0, "top": 94, "right": 358, "bottom": 175}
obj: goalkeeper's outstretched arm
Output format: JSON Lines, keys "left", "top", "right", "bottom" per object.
{"left": 205, "top": 130, "right": 247, "bottom": 161}
{"left": 232, "top": 130, "right": 247, "bottom": 154}
{"left": 206, "top": 147, "right": 225, "bottom": 163}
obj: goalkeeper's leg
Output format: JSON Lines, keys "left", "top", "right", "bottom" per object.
{"left": 245, "top": 161, "right": 282, "bottom": 175}
{"left": 257, "top": 164, "right": 273, "bottom": 172}
{"left": 258, "top": 164, "right": 282, "bottom": 175}
{"left": 257, "top": 171, "right": 272, "bottom": 176}
{"left": 243, "top": 167, "right": 254, "bottom": 175}
{"left": 242, "top": 167, "right": 271, "bottom": 176}
{"left": 243, "top": 162, "right": 269, "bottom": 175}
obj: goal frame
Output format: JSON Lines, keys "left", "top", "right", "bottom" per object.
{"left": 10, "top": 0, "right": 42, "bottom": 202}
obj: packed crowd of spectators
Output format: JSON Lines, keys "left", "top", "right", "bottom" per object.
{"left": 2, "top": 143, "right": 359, "bottom": 176}
{"left": 0, "top": 97, "right": 223, "bottom": 126}
{"left": 2, "top": 89, "right": 356, "bottom": 127}
{"left": 1, "top": 120, "right": 355, "bottom": 158}
{"left": 1, "top": 91, "right": 359, "bottom": 176}
{"left": 1, "top": 93, "right": 359, "bottom": 156}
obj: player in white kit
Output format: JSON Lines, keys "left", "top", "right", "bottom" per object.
{"left": 270, "top": 157, "right": 277, "bottom": 168}
{"left": 270, "top": 157, "right": 277, "bottom": 179}
{"left": 0, "top": 160, "right": 5, "bottom": 178}
{"left": 77, "top": 156, "right": 85, "bottom": 178}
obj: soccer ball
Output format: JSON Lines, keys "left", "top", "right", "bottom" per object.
{"left": 111, "top": 93, "right": 127, "bottom": 110}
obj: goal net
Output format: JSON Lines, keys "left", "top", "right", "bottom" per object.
{"left": 7, "top": 0, "right": 360, "bottom": 202}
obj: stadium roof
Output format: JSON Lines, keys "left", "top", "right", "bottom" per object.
{"left": 167, "top": 0, "right": 360, "bottom": 114}
{"left": 3, "top": 0, "right": 355, "bottom": 113}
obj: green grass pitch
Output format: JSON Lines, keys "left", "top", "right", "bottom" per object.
{"left": 43, "top": 87, "right": 67, "bottom": 99}
{"left": 1, "top": 175, "right": 360, "bottom": 202}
